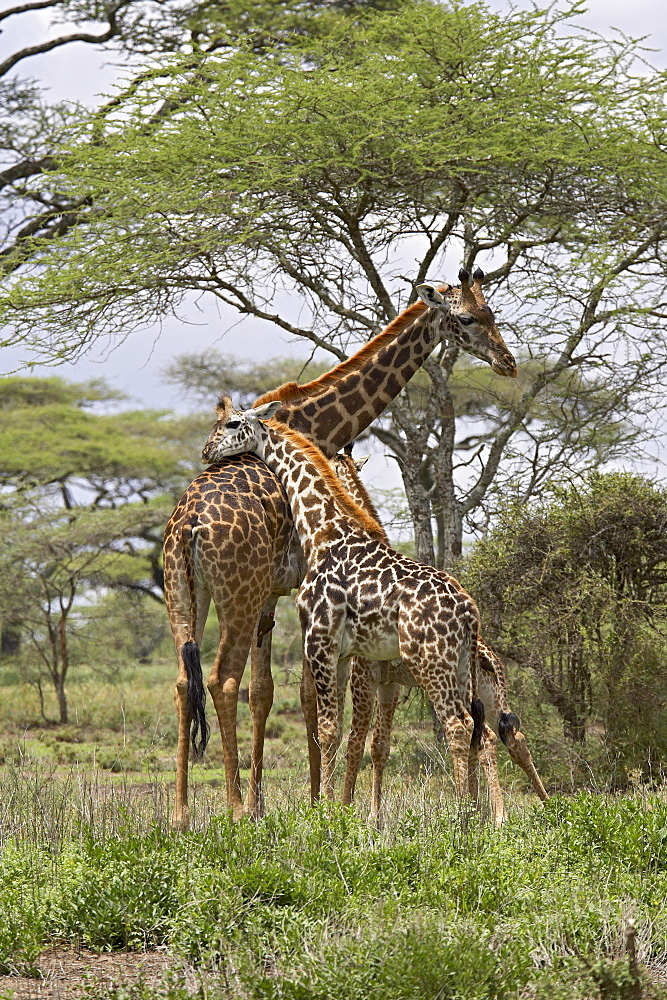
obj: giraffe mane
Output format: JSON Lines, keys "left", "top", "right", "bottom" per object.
{"left": 332, "top": 454, "right": 388, "bottom": 544}
{"left": 269, "top": 420, "right": 388, "bottom": 541}
{"left": 253, "top": 290, "right": 450, "bottom": 408}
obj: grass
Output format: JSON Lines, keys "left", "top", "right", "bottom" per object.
{"left": 1, "top": 754, "right": 667, "bottom": 998}
{"left": 1, "top": 622, "right": 666, "bottom": 997}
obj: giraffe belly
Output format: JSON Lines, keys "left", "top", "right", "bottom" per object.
{"left": 341, "top": 620, "right": 401, "bottom": 662}
{"left": 380, "top": 659, "right": 418, "bottom": 687}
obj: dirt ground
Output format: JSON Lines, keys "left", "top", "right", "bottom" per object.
{"left": 0, "top": 947, "right": 193, "bottom": 999}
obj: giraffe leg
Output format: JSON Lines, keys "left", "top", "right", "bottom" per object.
{"left": 442, "top": 710, "right": 475, "bottom": 800}
{"left": 246, "top": 597, "right": 279, "bottom": 820}
{"left": 304, "top": 639, "right": 343, "bottom": 802}
{"left": 172, "top": 646, "right": 193, "bottom": 833}
{"left": 403, "top": 645, "right": 475, "bottom": 802}
{"left": 334, "top": 654, "right": 351, "bottom": 775}
{"left": 477, "top": 724, "right": 507, "bottom": 827}
{"left": 419, "top": 679, "right": 473, "bottom": 800}
{"left": 342, "top": 658, "right": 377, "bottom": 808}
{"left": 368, "top": 680, "right": 400, "bottom": 828}
{"left": 505, "top": 729, "right": 549, "bottom": 801}
{"left": 300, "top": 660, "right": 320, "bottom": 806}
{"left": 207, "top": 619, "right": 256, "bottom": 821}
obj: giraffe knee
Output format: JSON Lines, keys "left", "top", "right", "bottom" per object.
{"left": 318, "top": 719, "right": 338, "bottom": 747}
{"left": 370, "top": 733, "right": 390, "bottom": 767}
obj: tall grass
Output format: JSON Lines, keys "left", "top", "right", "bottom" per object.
{"left": 1, "top": 755, "right": 667, "bottom": 997}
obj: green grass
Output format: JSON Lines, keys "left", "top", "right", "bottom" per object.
{"left": 1, "top": 755, "right": 666, "bottom": 998}
{"left": 1, "top": 625, "right": 666, "bottom": 997}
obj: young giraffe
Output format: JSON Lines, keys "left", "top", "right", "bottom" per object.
{"left": 328, "top": 451, "right": 548, "bottom": 826}
{"left": 165, "top": 270, "right": 517, "bottom": 830}
{"left": 201, "top": 401, "right": 487, "bottom": 803}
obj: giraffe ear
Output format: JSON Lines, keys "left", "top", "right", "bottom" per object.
{"left": 354, "top": 455, "right": 370, "bottom": 471}
{"left": 415, "top": 283, "right": 445, "bottom": 306}
{"left": 250, "top": 400, "right": 282, "bottom": 421}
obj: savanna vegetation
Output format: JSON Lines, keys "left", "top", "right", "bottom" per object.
{"left": 2, "top": 0, "right": 667, "bottom": 995}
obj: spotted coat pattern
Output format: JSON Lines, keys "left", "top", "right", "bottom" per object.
{"left": 166, "top": 272, "right": 517, "bottom": 830}
{"left": 329, "top": 453, "right": 548, "bottom": 825}
{"left": 202, "top": 408, "right": 487, "bottom": 803}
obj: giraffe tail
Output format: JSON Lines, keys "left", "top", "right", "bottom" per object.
{"left": 180, "top": 521, "right": 209, "bottom": 759}
{"left": 468, "top": 603, "right": 484, "bottom": 749}
{"left": 468, "top": 599, "right": 484, "bottom": 750}
{"left": 470, "top": 698, "right": 485, "bottom": 750}
{"left": 498, "top": 712, "right": 521, "bottom": 746}
{"left": 181, "top": 640, "right": 210, "bottom": 759}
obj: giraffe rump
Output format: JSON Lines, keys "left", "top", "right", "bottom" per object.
{"left": 498, "top": 711, "right": 521, "bottom": 745}
{"left": 181, "top": 640, "right": 210, "bottom": 759}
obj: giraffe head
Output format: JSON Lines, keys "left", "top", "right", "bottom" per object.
{"left": 201, "top": 396, "right": 281, "bottom": 464}
{"left": 416, "top": 268, "right": 517, "bottom": 378}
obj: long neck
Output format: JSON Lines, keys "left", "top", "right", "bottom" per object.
{"left": 332, "top": 458, "right": 389, "bottom": 544}
{"left": 253, "top": 291, "right": 456, "bottom": 457}
{"left": 281, "top": 308, "right": 445, "bottom": 456}
{"left": 258, "top": 424, "right": 384, "bottom": 562}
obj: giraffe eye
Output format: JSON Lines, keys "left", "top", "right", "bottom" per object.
{"left": 458, "top": 315, "right": 475, "bottom": 326}
{"left": 227, "top": 419, "right": 241, "bottom": 429}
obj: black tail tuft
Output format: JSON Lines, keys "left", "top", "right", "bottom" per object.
{"left": 498, "top": 711, "right": 521, "bottom": 746}
{"left": 181, "top": 640, "right": 210, "bottom": 759}
{"left": 470, "top": 697, "right": 485, "bottom": 749}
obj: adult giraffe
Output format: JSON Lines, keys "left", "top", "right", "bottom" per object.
{"left": 165, "top": 269, "right": 517, "bottom": 830}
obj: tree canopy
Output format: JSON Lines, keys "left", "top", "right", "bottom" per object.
{"left": 3, "top": 0, "right": 667, "bottom": 563}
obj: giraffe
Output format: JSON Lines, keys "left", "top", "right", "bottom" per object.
{"left": 201, "top": 401, "right": 490, "bottom": 805}
{"left": 327, "top": 451, "right": 547, "bottom": 825}
{"left": 165, "top": 269, "right": 517, "bottom": 830}
{"left": 322, "top": 452, "right": 541, "bottom": 824}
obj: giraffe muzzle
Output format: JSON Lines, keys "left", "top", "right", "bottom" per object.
{"left": 492, "top": 358, "right": 518, "bottom": 378}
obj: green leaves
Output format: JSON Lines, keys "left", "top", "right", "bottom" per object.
{"left": 3, "top": 0, "right": 666, "bottom": 358}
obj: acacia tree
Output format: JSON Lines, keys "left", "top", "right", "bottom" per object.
{"left": 3, "top": 1, "right": 667, "bottom": 565}
{"left": 0, "top": 375, "right": 197, "bottom": 719}
{"left": 0, "top": 0, "right": 400, "bottom": 277}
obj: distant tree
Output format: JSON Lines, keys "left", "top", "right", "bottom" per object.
{"left": 163, "top": 351, "right": 329, "bottom": 410}
{"left": 0, "top": 375, "right": 197, "bottom": 719}
{"left": 465, "top": 473, "right": 667, "bottom": 763}
{"left": 0, "top": 497, "right": 169, "bottom": 722}
{"left": 3, "top": 2, "right": 667, "bottom": 567}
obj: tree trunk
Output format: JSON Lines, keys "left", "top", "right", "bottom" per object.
{"left": 401, "top": 457, "right": 435, "bottom": 565}
{"left": 1, "top": 625, "right": 21, "bottom": 657}
{"left": 54, "top": 676, "right": 69, "bottom": 724}
{"left": 56, "top": 606, "right": 71, "bottom": 725}
{"left": 426, "top": 350, "right": 462, "bottom": 571}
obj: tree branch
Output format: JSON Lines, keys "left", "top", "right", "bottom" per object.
{"left": 0, "top": 0, "right": 130, "bottom": 78}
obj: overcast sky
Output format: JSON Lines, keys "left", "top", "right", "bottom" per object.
{"left": 2, "top": 0, "right": 667, "bottom": 435}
